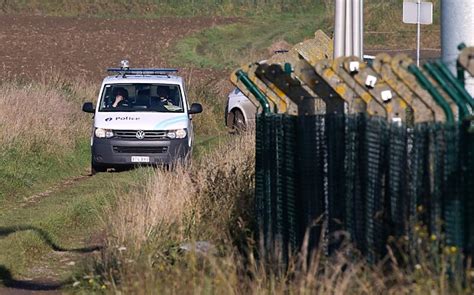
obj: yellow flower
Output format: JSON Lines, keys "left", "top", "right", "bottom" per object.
{"left": 430, "top": 234, "right": 437, "bottom": 241}
{"left": 449, "top": 246, "right": 458, "bottom": 254}
{"left": 89, "top": 279, "right": 94, "bottom": 284}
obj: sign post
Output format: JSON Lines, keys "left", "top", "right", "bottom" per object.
{"left": 416, "top": 0, "right": 421, "bottom": 66}
{"left": 403, "top": 0, "right": 433, "bottom": 66}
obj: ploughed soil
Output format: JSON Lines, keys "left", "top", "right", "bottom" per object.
{"left": 0, "top": 15, "right": 441, "bottom": 85}
{"left": 0, "top": 15, "right": 237, "bottom": 82}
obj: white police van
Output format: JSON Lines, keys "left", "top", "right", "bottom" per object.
{"left": 82, "top": 61, "right": 202, "bottom": 174}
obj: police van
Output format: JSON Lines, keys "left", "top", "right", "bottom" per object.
{"left": 82, "top": 61, "right": 202, "bottom": 174}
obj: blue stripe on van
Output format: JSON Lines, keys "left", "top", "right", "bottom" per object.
{"left": 154, "top": 116, "right": 188, "bottom": 129}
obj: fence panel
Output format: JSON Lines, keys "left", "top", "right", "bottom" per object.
{"left": 255, "top": 112, "right": 474, "bottom": 262}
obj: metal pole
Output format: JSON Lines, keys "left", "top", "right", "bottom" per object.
{"left": 334, "top": 0, "right": 346, "bottom": 59}
{"left": 424, "top": 62, "right": 469, "bottom": 119}
{"left": 236, "top": 70, "right": 271, "bottom": 113}
{"left": 442, "top": 0, "right": 474, "bottom": 97}
{"left": 353, "top": 0, "right": 361, "bottom": 58}
{"left": 416, "top": 0, "right": 421, "bottom": 67}
{"left": 345, "top": 0, "right": 353, "bottom": 57}
{"left": 408, "top": 64, "right": 455, "bottom": 123}
{"left": 435, "top": 60, "right": 474, "bottom": 110}
{"left": 360, "top": 0, "right": 364, "bottom": 58}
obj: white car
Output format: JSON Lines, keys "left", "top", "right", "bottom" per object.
{"left": 225, "top": 87, "right": 257, "bottom": 131}
{"left": 82, "top": 61, "right": 202, "bottom": 174}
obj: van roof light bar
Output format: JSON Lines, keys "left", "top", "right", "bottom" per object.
{"left": 108, "top": 60, "right": 178, "bottom": 76}
{"left": 107, "top": 68, "right": 179, "bottom": 76}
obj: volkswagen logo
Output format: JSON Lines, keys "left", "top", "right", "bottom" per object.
{"left": 136, "top": 130, "right": 146, "bottom": 140}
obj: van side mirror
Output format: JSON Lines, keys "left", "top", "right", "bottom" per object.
{"left": 82, "top": 102, "right": 95, "bottom": 113}
{"left": 189, "top": 103, "right": 203, "bottom": 114}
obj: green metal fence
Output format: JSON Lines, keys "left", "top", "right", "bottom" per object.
{"left": 255, "top": 113, "right": 474, "bottom": 262}
{"left": 236, "top": 43, "right": 474, "bottom": 263}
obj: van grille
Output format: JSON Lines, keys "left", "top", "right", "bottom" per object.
{"left": 113, "top": 146, "right": 168, "bottom": 154}
{"left": 114, "top": 130, "right": 167, "bottom": 140}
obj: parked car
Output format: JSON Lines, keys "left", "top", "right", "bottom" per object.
{"left": 225, "top": 87, "right": 257, "bottom": 132}
{"left": 82, "top": 61, "right": 202, "bottom": 174}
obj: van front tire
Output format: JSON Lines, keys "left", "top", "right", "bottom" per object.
{"left": 91, "top": 161, "right": 107, "bottom": 175}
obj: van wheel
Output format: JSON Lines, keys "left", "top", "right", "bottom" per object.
{"left": 232, "top": 110, "right": 246, "bottom": 133}
{"left": 91, "top": 161, "right": 107, "bottom": 175}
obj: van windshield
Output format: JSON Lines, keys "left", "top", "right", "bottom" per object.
{"left": 99, "top": 83, "right": 184, "bottom": 113}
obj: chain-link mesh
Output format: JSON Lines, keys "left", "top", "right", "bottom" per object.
{"left": 405, "top": 124, "right": 431, "bottom": 258}
{"left": 282, "top": 115, "right": 298, "bottom": 251}
{"left": 429, "top": 124, "right": 444, "bottom": 243}
{"left": 443, "top": 124, "right": 464, "bottom": 249}
{"left": 255, "top": 113, "right": 298, "bottom": 261}
{"left": 387, "top": 122, "right": 408, "bottom": 239}
{"left": 344, "top": 114, "right": 366, "bottom": 253}
{"left": 325, "top": 114, "right": 346, "bottom": 254}
{"left": 363, "top": 117, "right": 388, "bottom": 263}
{"left": 255, "top": 112, "right": 474, "bottom": 263}
{"left": 296, "top": 115, "right": 326, "bottom": 251}
{"left": 255, "top": 113, "right": 266, "bottom": 251}
{"left": 462, "top": 121, "right": 474, "bottom": 256}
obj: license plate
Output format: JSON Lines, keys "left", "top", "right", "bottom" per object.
{"left": 131, "top": 156, "right": 150, "bottom": 163}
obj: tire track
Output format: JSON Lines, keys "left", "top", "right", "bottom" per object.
{"left": 20, "top": 173, "right": 92, "bottom": 208}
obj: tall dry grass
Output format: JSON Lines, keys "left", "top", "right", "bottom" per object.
{"left": 0, "top": 74, "right": 95, "bottom": 154}
{"left": 84, "top": 128, "right": 473, "bottom": 294}
{"left": 85, "top": 132, "right": 254, "bottom": 291}
{"left": 105, "top": 131, "right": 255, "bottom": 251}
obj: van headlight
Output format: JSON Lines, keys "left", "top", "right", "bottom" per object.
{"left": 167, "top": 129, "right": 187, "bottom": 139}
{"left": 95, "top": 128, "right": 114, "bottom": 138}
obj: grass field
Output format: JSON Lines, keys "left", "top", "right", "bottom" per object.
{"left": 0, "top": 71, "right": 227, "bottom": 287}
{"left": 0, "top": 0, "right": 460, "bottom": 293}
{"left": 0, "top": 78, "right": 92, "bottom": 204}
{"left": 172, "top": 0, "right": 441, "bottom": 71}
{"left": 173, "top": 9, "right": 330, "bottom": 69}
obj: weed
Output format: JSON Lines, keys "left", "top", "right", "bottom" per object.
{"left": 85, "top": 129, "right": 474, "bottom": 294}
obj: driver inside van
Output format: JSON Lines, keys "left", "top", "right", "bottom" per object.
{"left": 111, "top": 87, "right": 129, "bottom": 108}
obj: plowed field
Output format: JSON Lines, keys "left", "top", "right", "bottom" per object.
{"left": 0, "top": 15, "right": 236, "bottom": 81}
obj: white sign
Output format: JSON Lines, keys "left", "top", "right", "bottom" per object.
{"left": 402, "top": 0, "right": 433, "bottom": 66}
{"left": 403, "top": 1, "right": 433, "bottom": 25}
{"left": 381, "top": 90, "right": 393, "bottom": 102}
{"left": 365, "top": 75, "right": 377, "bottom": 88}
